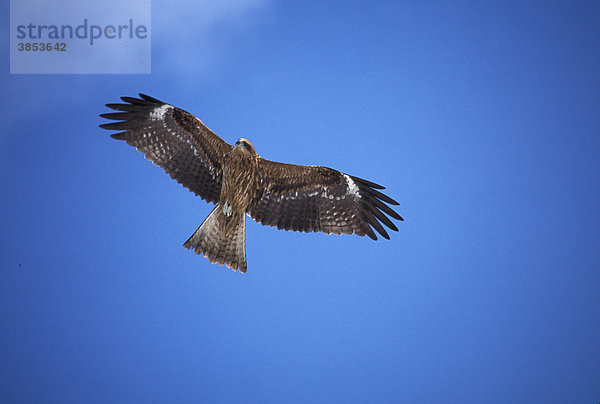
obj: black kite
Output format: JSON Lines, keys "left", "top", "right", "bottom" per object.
{"left": 100, "top": 94, "right": 403, "bottom": 273}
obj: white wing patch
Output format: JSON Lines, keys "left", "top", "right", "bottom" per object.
{"left": 150, "top": 104, "right": 171, "bottom": 121}
{"left": 343, "top": 174, "right": 361, "bottom": 199}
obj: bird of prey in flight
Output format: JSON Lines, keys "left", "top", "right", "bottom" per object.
{"left": 100, "top": 94, "right": 403, "bottom": 273}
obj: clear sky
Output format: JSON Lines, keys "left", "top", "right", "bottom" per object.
{"left": 2, "top": 1, "right": 600, "bottom": 402}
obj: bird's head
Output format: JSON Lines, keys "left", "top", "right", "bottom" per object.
{"left": 234, "top": 138, "right": 257, "bottom": 156}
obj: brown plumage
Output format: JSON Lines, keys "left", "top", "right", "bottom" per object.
{"left": 100, "top": 94, "right": 403, "bottom": 273}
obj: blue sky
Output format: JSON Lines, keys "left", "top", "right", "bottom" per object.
{"left": 2, "top": 1, "right": 600, "bottom": 402}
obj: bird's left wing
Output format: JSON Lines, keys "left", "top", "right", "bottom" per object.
{"left": 100, "top": 94, "right": 232, "bottom": 204}
{"left": 248, "top": 159, "right": 403, "bottom": 240}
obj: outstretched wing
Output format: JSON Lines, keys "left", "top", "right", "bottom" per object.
{"left": 99, "top": 94, "right": 232, "bottom": 204}
{"left": 249, "top": 159, "right": 403, "bottom": 240}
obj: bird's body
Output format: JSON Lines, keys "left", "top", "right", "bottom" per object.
{"left": 100, "top": 94, "right": 403, "bottom": 273}
{"left": 183, "top": 139, "right": 259, "bottom": 271}
{"left": 220, "top": 139, "right": 259, "bottom": 234}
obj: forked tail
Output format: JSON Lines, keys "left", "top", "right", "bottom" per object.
{"left": 183, "top": 205, "right": 247, "bottom": 273}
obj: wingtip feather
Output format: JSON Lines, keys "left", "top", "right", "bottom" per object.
{"left": 110, "top": 132, "right": 128, "bottom": 140}
{"left": 139, "top": 93, "right": 162, "bottom": 103}
{"left": 352, "top": 175, "right": 386, "bottom": 190}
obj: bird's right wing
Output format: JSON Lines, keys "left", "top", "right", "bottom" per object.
{"left": 249, "top": 159, "right": 403, "bottom": 240}
{"left": 99, "top": 94, "right": 232, "bottom": 204}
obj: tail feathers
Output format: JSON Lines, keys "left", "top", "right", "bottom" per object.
{"left": 183, "top": 205, "right": 247, "bottom": 273}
